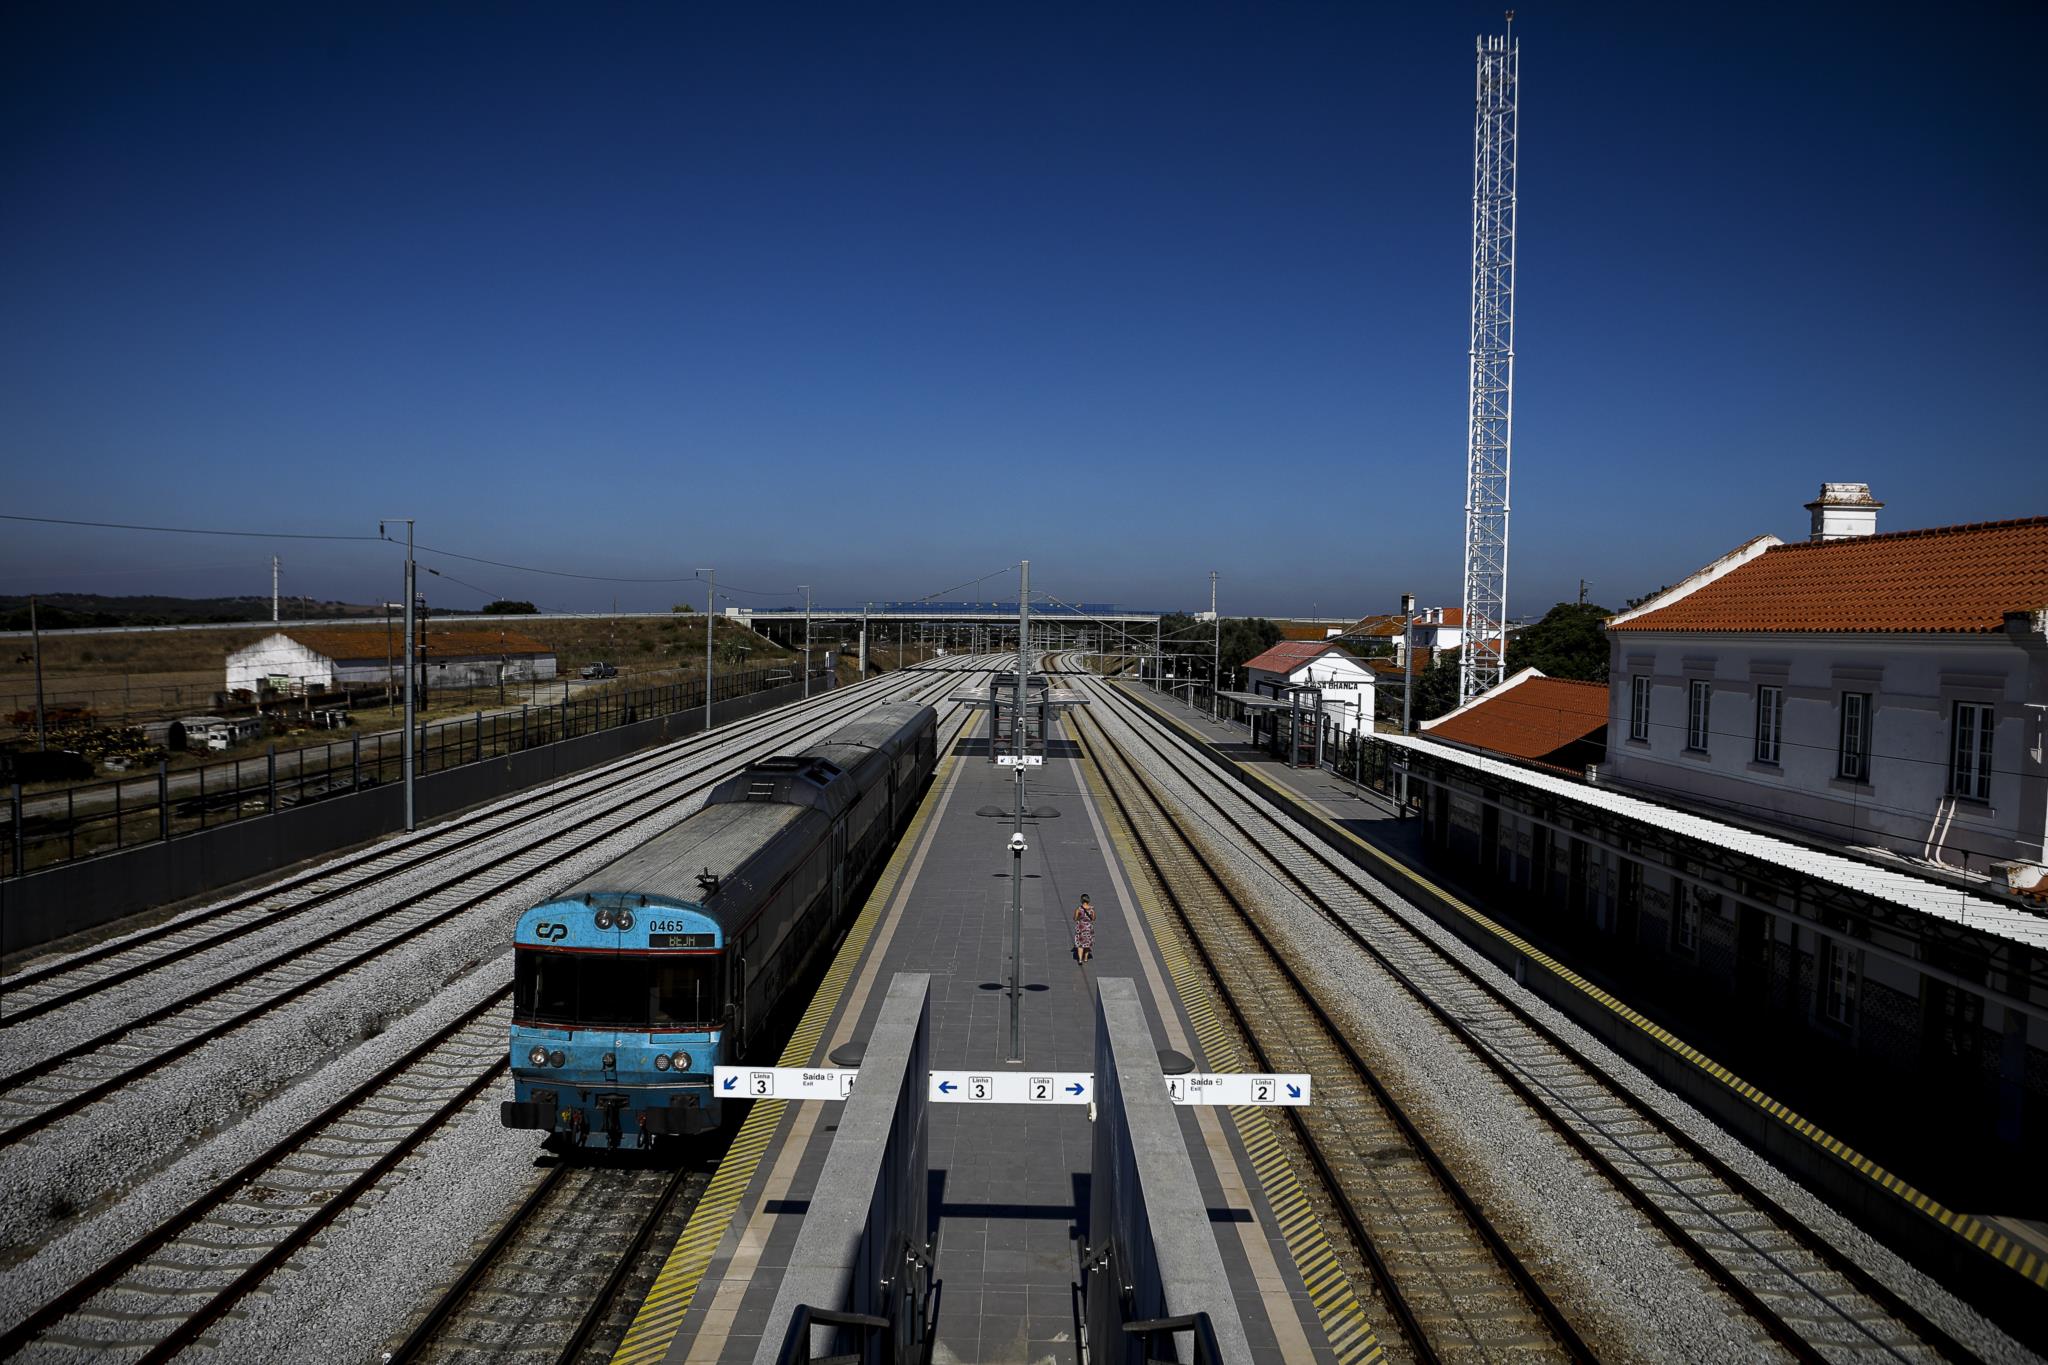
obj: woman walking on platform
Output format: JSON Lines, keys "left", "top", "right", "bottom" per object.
{"left": 1073, "top": 894, "right": 1096, "bottom": 965}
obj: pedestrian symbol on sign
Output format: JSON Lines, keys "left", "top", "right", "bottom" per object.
{"left": 1166, "top": 1077, "right": 1186, "bottom": 1103}
{"left": 838, "top": 1072, "right": 856, "bottom": 1099}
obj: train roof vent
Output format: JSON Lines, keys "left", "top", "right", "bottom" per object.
{"left": 744, "top": 778, "right": 777, "bottom": 801}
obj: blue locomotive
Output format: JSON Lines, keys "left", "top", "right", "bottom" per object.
{"left": 500, "top": 702, "right": 938, "bottom": 1148}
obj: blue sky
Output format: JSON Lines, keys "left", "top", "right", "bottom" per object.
{"left": 4, "top": 3, "right": 2043, "bottom": 619}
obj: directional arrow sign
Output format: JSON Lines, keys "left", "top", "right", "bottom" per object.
{"left": 927, "top": 1070, "right": 1092, "bottom": 1104}
{"left": 995, "top": 754, "right": 1045, "bottom": 767}
{"left": 1167, "top": 1073, "right": 1311, "bottom": 1107}
{"left": 712, "top": 1066, "right": 857, "bottom": 1101}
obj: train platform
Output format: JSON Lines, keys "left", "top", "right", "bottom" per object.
{"left": 613, "top": 710, "right": 1358, "bottom": 1364}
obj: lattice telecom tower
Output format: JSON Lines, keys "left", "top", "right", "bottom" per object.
{"left": 1459, "top": 16, "right": 1518, "bottom": 704}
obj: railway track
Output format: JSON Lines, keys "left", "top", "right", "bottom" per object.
{"left": 0, "top": 672, "right": 972, "bottom": 1151}
{"left": 0, "top": 674, "right": 996, "bottom": 1364}
{"left": 0, "top": 988, "right": 514, "bottom": 1362}
{"left": 1080, "top": 672, "right": 1975, "bottom": 1364}
{"left": 1, "top": 668, "right": 942, "bottom": 1027}
{"left": 384, "top": 677, "right": 998, "bottom": 1365}
{"left": 1071, "top": 700, "right": 1590, "bottom": 1364}
{"left": 387, "top": 1158, "right": 700, "bottom": 1365}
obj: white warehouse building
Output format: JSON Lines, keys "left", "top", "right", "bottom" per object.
{"left": 226, "top": 627, "right": 559, "bottom": 696}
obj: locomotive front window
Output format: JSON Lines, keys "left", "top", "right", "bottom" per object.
{"left": 651, "top": 958, "right": 719, "bottom": 1028}
{"left": 516, "top": 949, "right": 578, "bottom": 1023}
{"left": 515, "top": 948, "right": 719, "bottom": 1029}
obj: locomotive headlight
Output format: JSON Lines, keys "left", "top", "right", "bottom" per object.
{"left": 548, "top": 1050, "right": 566, "bottom": 1068}
{"left": 594, "top": 906, "right": 615, "bottom": 930}
{"left": 671, "top": 1050, "right": 691, "bottom": 1071}
{"left": 602, "top": 1052, "right": 617, "bottom": 1069}
{"left": 617, "top": 910, "right": 635, "bottom": 931}
{"left": 653, "top": 1053, "right": 672, "bottom": 1071}
{"left": 528, "top": 1046, "right": 549, "bottom": 1067}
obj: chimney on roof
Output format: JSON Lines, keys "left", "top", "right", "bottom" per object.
{"left": 1805, "top": 483, "right": 1883, "bottom": 542}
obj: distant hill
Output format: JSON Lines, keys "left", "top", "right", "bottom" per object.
{"left": 0, "top": 594, "right": 395, "bottom": 631}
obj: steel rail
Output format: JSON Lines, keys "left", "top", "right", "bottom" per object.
{"left": 0, "top": 985, "right": 513, "bottom": 1359}
{"left": 1072, "top": 706, "right": 1593, "bottom": 1365}
{"left": 1, "top": 670, "right": 911, "bottom": 1023}
{"left": 383, "top": 1160, "right": 576, "bottom": 1364}
{"left": 0, "top": 673, "right": 965, "bottom": 1147}
{"left": 1095, "top": 676, "right": 1972, "bottom": 1364}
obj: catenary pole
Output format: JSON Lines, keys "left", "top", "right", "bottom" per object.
{"left": 699, "top": 569, "right": 715, "bottom": 729}
{"left": 29, "top": 594, "right": 47, "bottom": 751}
{"left": 1210, "top": 570, "right": 1220, "bottom": 719}
{"left": 800, "top": 584, "right": 812, "bottom": 698}
{"left": 380, "top": 519, "right": 416, "bottom": 831}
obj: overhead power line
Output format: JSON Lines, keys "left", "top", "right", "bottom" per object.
{"left": 2, "top": 513, "right": 382, "bottom": 542}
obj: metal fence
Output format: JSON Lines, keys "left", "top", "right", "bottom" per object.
{"left": 3, "top": 664, "right": 829, "bottom": 880}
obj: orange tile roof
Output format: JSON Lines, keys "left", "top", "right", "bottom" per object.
{"left": 1610, "top": 517, "right": 2048, "bottom": 634}
{"left": 1424, "top": 674, "right": 1608, "bottom": 771}
{"left": 1278, "top": 622, "right": 1352, "bottom": 641}
{"left": 282, "top": 626, "right": 555, "bottom": 660}
{"left": 1243, "top": 640, "right": 1354, "bottom": 674}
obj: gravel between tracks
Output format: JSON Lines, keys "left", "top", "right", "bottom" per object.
{"left": 0, "top": 785, "right": 714, "bottom": 1264}
{"left": 0, "top": 960, "right": 516, "bottom": 1345}
{"left": 1102, "top": 691, "right": 2033, "bottom": 1363}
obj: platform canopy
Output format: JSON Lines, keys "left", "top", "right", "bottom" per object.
{"left": 1217, "top": 688, "right": 1319, "bottom": 713}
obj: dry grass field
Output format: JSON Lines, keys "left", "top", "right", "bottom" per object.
{"left": 0, "top": 614, "right": 809, "bottom": 738}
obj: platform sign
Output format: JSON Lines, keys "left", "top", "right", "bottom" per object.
{"left": 713, "top": 1066, "right": 857, "bottom": 1101}
{"left": 928, "top": 1070, "right": 1092, "bottom": 1104}
{"left": 995, "top": 754, "right": 1045, "bottom": 767}
{"left": 1165, "top": 1073, "right": 1311, "bottom": 1107}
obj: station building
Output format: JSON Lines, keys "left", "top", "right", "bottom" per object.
{"left": 1601, "top": 488, "right": 2047, "bottom": 886}
{"left": 1383, "top": 489, "right": 2048, "bottom": 1153}
{"left": 225, "top": 626, "right": 559, "bottom": 696}
{"left": 1242, "top": 639, "right": 1377, "bottom": 738}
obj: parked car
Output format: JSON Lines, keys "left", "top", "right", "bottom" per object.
{"left": 580, "top": 662, "right": 618, "bottom": 679}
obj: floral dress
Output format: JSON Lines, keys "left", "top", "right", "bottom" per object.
{"left": 1073, "top": 903, "right": 1096, "bottom": 955}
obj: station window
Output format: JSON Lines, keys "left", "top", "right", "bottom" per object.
{"left": 1685, "top": 680, "right": 1712, "bottom": 753}
{"left": 1950, "top": 702, "right": 1994, "bottom": 802}
{"left": 1820, "top": 938, "right": 1860, "bottom": 1025}
{"left": 1629, "top": 675, "right": 1651, "bottom": 742}
{"left": 1753, "top": 685, "right": 1783, "bottom": 765}
{"left": 1837, "top": 692, "right": 1871, "bottom": 782}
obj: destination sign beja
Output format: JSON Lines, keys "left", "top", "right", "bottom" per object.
{"left": 715, "top": 1067, "right": 1311, "bottom": 1107}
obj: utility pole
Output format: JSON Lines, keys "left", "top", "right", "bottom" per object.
{"left": 1210, "top": 570, "right": 1220, "bottom": 720}
{"left": 381, "top": 519, "right": 417, "bottom": 831}
{"left": 1578, "top": 578, "right": 1588, "bottom": 607}
{"left": 272, "top": 556, "right": 280, "bottom": 623}
{"left": 698, "top": 569, "right": 715, "bottom": 729}
{"left": 860, "top": 601, "right": 870, "bottom": 677}
{"left": 1401, "top": 592, "right": 1417, "bottom": 735}
{"left": 799, "top": 585, "right": 813, "bottom": 698}
{"left": 29, "top": 594, "right": 47, "bottom": 751}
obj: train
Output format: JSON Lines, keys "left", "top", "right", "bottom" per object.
{"left": 499, "top": 701, "right": 939, "bottom": 1148}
